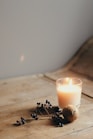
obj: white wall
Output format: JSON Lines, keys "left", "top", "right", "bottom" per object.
{"left": 0, "top": 0, "right": 93, "bottom": 79}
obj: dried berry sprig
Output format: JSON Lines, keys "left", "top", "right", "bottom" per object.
{"left": 15, "top": 117, "right": 26, "bottom": 126}
{"left": 36, "top": 100, "right": 54, "bottom": 115}
{"left": 14, "top": 100, "right": 79, "bottom": 127}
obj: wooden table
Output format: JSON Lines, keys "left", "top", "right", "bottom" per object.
{"left": 0, "top": 38, "right": 93, "bottom": 139}
{"left": 0, "top": 74, "right": 93, "bottom": 139}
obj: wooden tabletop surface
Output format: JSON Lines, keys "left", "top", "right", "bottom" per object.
{"left": 0, "top": 38, "right": 93, "bottom": 139}
{"left": 0, "top": 73, "right": 93, "bottom": 139}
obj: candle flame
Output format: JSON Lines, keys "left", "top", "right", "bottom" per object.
{"left": 65, "top": 78, "right": 72, "bottom": 85}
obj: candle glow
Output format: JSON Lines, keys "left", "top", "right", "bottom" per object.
{"left": 56, "top": 78, "right": 82, "bottom": 108}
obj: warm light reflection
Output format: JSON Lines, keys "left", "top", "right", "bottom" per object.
{"left": 20, "top": 54, "right": 25, "bottom": 62}
{"left": 69, "top": 79, "right": 72, "bottom": 85}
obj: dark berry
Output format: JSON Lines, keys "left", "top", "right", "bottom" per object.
{"left": 31, "top": 113, "right": 37, "bottom": 119}
{"left": 58, "top": 122, "right": 64, "bottom": 127}
{"left": 49, "top": 104, "right": 52, "bottom": 108}
{"left": 16, "top": 120, "right": 21, "bottom": 126}
{"left": 21, "top": 117, "right": 26, "bottom": 124}
{"left": 37, "top": 102, "right": 40, "bottom": 105}
{"left": 46, "top": 100, "right": 49, "bottom": 104}
{"left": 35, "top": 117, "right": 38, "bottom": 120}
{"left": 53, "top": 106, "right": 60, "bottom": 112}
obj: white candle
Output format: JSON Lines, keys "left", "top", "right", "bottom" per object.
{"left": 56, "top": 78, "right": 82, "bottom": 108}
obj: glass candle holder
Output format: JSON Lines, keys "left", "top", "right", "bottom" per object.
{"left": 56, "top": 77, "right": 82, "bottom": 108}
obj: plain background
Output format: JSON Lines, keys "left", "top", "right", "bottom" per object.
{"left": 0, "top": 0, "right": 93, "bottom": 79}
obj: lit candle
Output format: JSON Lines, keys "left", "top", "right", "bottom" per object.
{"left": 56, "top": 78, "right": 82, "bottom": 108}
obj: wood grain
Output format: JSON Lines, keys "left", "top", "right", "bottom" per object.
{"left": 0, "top": 74, "right": 93, "bottom": 139}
